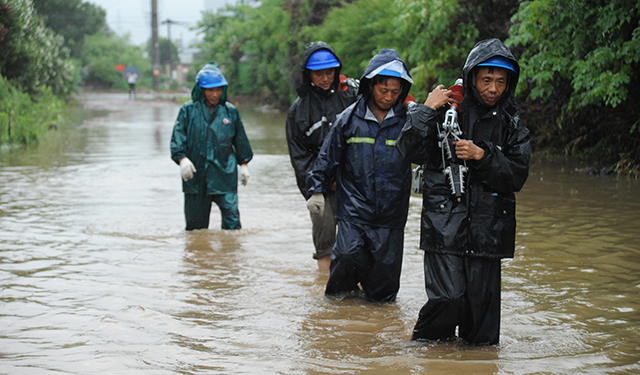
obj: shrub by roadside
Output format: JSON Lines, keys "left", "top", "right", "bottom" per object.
{"left": 0, "top": 76, "right": 64, "bottom": 146}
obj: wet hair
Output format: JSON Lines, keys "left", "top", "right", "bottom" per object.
{"left": 371, "top": 74, "right": 403, "bottom": 88}
{"left": 484, "top": 66, "right": 499, "bottom": 74}
{"left": 471, "top": 66, "right": 511, "bottom": 88}
{"left": 369, "top": 75, "right": 406, "bottom": 95}
{"left": 475, "top": 66, "right": 510, "bottom": 78}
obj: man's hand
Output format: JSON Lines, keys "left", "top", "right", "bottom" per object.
{"left": 239, "top": 164, "right": 250, "bottom": 186}
{"left": 306, "top": 193, "right": 325, "bottom": 215}
{"left": 453, "top": 140, "right": 484, "bottom": 160}
{"left": 424, "top": 84, "right": 458, "bottom": 110}
{"left": 179, "top": 158, "right": 197, "bottom": 181}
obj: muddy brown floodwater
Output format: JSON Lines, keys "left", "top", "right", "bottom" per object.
{"left": 1, "top": 92, "right": 639, "bottom": 374}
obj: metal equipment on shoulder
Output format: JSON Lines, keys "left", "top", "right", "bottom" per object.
{"left": 339, "top": 75, "right": 360, "bottom": 92}
{"left": 412, "top": 163, "right": 424, "bottom": 195}
{"left": 404, "top": 100, "right": 423, "bottom": 195}
{"left": 438, "top": 79, "right": 467, "bottom": 201}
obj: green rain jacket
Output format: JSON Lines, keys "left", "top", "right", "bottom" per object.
{"left": 170, "top": 62, "right": 253, "bottom": 195}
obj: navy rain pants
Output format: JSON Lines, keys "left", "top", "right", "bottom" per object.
{"left": 325, "top": 220, "right": 404, "bottom": 303}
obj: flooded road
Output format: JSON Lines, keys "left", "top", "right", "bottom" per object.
{"left": 1, "top": 93, "right": 639, "bottom": 374}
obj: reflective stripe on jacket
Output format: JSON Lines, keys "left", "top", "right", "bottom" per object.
{"left": 307, "top": 98, "right": 411, "bottom": 228}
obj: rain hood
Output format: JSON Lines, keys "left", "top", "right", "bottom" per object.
{"left": 357, "top": 49, "right": 413, "bottom": 104}
{"left": 190, "top": 62, "right": 228, "bottom": 104}
{"left": 296, "top": 41, "right": 343, "bottom": 97}
{"left": 461, "top": 39, "right": 520, "bottom": 110}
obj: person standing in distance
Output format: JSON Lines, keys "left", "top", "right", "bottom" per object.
{"left": 170, "top": 62, "right": 253, "bottom": 230}
{"left": 126, "top": 68, "right": 138, "bottom": 99}
{"left": 286, "top": 42, "right": 358, "bottom": 272}
{"left": 306, "top": 49, "right": 413, "bottom": 303}
{"left": 396, "top": 38, "right": 531, "bottom": 345}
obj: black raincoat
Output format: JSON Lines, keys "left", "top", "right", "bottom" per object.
{"left": 286, "top": 42, "right": 357, "bottom": 197}
{"left": 397, "top": 39, "right": 530, "bottom": 259}
{"left": 307, "top": 49, "right": 413, "bottom": 229}
{"left": 397, "top": 38, "right": 531, "bottom": 345}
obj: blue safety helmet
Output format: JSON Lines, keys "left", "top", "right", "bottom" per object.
{"left": 197, "top": 70, "right": 228, "bottom": 88}
{"left": 377, "top": 68, "right": 402, "bottom": 77}
{"left": 477, "top": 56, "right": 515, "bottom": 72}
{"left": 365, "top": 60, "right": 413, "bottom": 84}
{"left": 305, "top": 49, "right": 340, "bottom": 71}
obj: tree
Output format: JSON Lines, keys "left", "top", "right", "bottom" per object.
{"left": 32, "top": 0, "right": 106, "bottom": 59}
{"left": 309, "top": 0, "right": 404, "bottom": 81}
{"left": 0, "top": 0, "right": 76, "bottom": 97}
{"left": 197, "top": 0, "right": 357, "bottom": 106}
{"left": 147, "top": 37, "right": 180, "bottom": 66}
{"left": 508, "top": 0, "right": 640, "bottom": 168}
{"left": 197, "top": 0, "right": 292, "bottom": 104}
{"left": 395, "top": 0, "right": 518, "bottom": 101}
{"left": 82, "top": 30, "right": 151, "bottom": 91}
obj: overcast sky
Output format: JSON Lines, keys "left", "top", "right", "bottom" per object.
{"left": 87, "top": 0, "right": 233, "bottom": 48}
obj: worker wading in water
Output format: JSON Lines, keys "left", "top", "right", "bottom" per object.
{"left": 170, "top": 62, "right": 253, "bottom": 230}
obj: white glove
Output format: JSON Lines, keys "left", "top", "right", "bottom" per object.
{"left": 179, "top": 158, "right": 196, "bottom": 181}
{"left": 306, "top": 193, "right": 325, "bottom": 215}
{"left": 239, "top": 164, "right": 250, "bottom": 186}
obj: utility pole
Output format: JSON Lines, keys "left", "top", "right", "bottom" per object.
{"left": 151, "top": 0, "right": 160, "bottom": 91}
{"left": 161, "top": 19, "right": 178, "bottom": 76}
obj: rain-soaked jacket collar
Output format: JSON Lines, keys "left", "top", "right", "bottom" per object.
{"left": 358, "top": 49, "right": 412, "bottom": 105}
{"left": 296, "top": 41, "right": 343, "bottom": 97}
{"left": 462, "top": 39, "right": 520, "bottom": 110}
{"left": 191, "top": 62, "right": 228, "bottom": 104}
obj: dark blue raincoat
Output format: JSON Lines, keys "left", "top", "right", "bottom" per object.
{"left": 307, "top": 49, "right": 413, "bottom": 303}
{"left": 306, "top": 49, "right": 412, "bottom": 229}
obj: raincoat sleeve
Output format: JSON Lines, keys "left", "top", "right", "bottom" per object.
{"left": 468, "top": 116, "right": 531, "bottom": 194}
{"left": 230, "top": 105, "right": 253, "bottom": 165}
{"left": 305, "top": 112, "right": 346, "bottom": 199}
{"left": 395, "top": 104, "right": 440, "bottom": 164}
{"left": 170, "top": 103, "right": 191, "bottom": 165}
{"left": 286, "top": 99, "right": 316, "bottom": 196}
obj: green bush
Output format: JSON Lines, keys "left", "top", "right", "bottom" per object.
{"left": 309, "top": 0, "right": 405, "bottom": 82}
{"left": 81, "top": 30, "right": 151, "bottom": 91}
{"left": 0, "top": 0, "right": 77, "bottom": 97}
{"left": 0, "top": 76, "right": 64, "bottom": 146}
{"left": 196, "top": 0, "right": 349, "bottom": 106}
{"left": 508, "top": 0, "right": 640, "bottom": 167}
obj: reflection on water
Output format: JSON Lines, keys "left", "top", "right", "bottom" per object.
{"left": 0, "top": 93, "right": 639, "bottom": 374}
